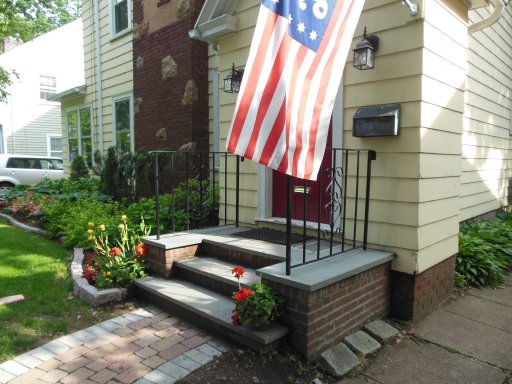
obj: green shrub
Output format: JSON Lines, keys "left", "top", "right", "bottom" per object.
{"left": 32, "top": 177, "right": 111, "bottom": 201}
{"left": 43, "top": 199, "right": 120, "bottom": 248}
{"left": 125, "top": 178, "right": 219, "bottom": 233}
{"left": 70, "top": 156, "right": 90, "bottom": 181}
{"left": 456, "top": 216, "right": 512, "bottom": 288}
{"left": 97, "top": 147, "right": 138, "bottom": 203}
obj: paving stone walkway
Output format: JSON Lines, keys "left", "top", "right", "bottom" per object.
{"left": 0, "top": 306, "right": 230, "bottom": 384}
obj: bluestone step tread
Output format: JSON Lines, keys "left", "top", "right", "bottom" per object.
{"left": 319, "top": 343, "right": 360, "bottom": 377}
{"left": 135, "top": 276, "right": 287, "bottom": 347}
{"left": 343, "top": 330, "right": 381, "bottom": 356}
{"left": 363, "top": 320, "right": 398, "bottom": 344}
{"left": 175, "top": 256, "right": 260, "bottom": 287}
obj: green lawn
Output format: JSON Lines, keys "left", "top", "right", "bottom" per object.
{"left": 0, "top": 221, "right": 144, "bottom": 362}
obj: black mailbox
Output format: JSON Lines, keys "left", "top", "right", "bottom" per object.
{"left": 353, "top": 103, "right": 400, "bottom": 137}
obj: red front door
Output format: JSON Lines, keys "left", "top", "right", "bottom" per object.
{"left": 272, "top": 126, "right": 332, "bottom": 224}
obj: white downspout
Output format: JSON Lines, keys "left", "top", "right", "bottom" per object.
{"left": 469, "top": 0, "right": 507, "bottom": 34}
{"left": 93, "top": 0, "right": 104, "bottom": 154}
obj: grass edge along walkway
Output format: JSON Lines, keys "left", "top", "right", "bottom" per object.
{"left": 0, "top": 221, "right": 142, "bottom": 363}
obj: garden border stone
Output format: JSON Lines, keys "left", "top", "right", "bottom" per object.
{"left": 0, "top": 212, "right": 48, "bottom": 236}
{"left": 71, "top": 248, "right": 128, "bottom": 306}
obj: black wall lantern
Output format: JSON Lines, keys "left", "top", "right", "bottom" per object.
{"left": 224, "top": 63, "right": 244, "bottom": 93}
{"left": 353, "top": 27, "right": 379, "bottom": 70}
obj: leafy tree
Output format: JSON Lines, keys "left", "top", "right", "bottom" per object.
{"left": 0, "top": 66, "right": 16, "bottom": 102}
{"left": 0, "top": 0, "right": 81, "bottom": 101}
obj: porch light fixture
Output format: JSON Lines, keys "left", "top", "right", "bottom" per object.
{"left": 224, "top": 63, "right": 244, "bottom": 93}
{"left": 352, "top": 27, "right": 380, "bottom": 70}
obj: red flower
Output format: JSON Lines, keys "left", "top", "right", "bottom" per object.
{"left": 231, "top": 266, "right": 245, "bottom": 279}
{"left": 135, "top": 243, "right": 147, "bottom": 256}
{"left": 84, "top": 253, "right": 95, "bottom": 265}
{"left": 231, "top": 312, "right": 240, "bottom": 325}
{"left": 109, "top": 247, "right": 122, "bottom": 257}
{"left": 234, "top": 288, "right": 253, "bottom": 302}
{"left": 82, "top": 265, "right": 97, "bottom": 284}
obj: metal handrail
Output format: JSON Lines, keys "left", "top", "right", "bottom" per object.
{"left": 150, "top": 151, "right": 240, "bottom": 240}
{"left": 285, "top": 148, "right": 377, "bottom": 275}
{"left": 149, "top": 148, "right": 376, "bottom": 277}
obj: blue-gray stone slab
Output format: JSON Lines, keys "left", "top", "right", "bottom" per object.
{"left": 157, "top": 360, "right": 190, "bottom": 380}
{"left": 344, "top": 331, "right": 381, "bottom": 356}
{"left": 258, "top": 248, "right": 394, "bottom": 292}
{"left": 363, "top": 320, "right": 398, "bottom": 344}
{"left": 319, "top": 343, "right": 360, "bottom": 377}
{"left": 184, "top": 349, "right": 213, "bottom": 365}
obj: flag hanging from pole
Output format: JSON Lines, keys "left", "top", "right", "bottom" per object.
{"left": 226, "top": 0, "right": 364, "bottom": 181}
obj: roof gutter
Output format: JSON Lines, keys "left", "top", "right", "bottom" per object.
{"left": 469, "top": 0, "right": 509, "bottom": 34}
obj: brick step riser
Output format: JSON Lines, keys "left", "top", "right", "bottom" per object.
{"left": 172, "top": 266, "right": 240, "bottom": 297}
{"left": 199, "top": 242, "right": 279, "bottom": 269}
{"left": 136, "top": 287, "right": 282, "bottom": 352}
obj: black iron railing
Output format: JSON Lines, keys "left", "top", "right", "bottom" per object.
{"left": 150, "top": 151, "right": 241, "bottom": 239}
{"left": 151, "top": 149, "right": 376, "bottom": 276}
{"left": 284, "top": 149, "right": 376, "bottom": 275}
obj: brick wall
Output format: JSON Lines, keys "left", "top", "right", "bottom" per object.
{"left": 133, "top": 0, "right": 208, "bottom": 153}
{"left": 390, "top": 256, "right": 455, "bottom": 322}
{"left": 265, "top": 262, "right": 391, "bottom": 361}
{"left": 145, "top": 243, "right": 200, "bottom": 278}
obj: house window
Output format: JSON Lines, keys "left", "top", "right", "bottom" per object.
{"left": 67, "top": 106, "right": 93, "bottom": 166}
{"left": 111, "top": 0, "right": 131, "bottom": 38}
{"left": 40, "top": 75, "right": 57, "bottom": 100}
{"left": 113, "top": 94, "right": 133, "bottom": 153}
{"left": 47, "top": 135, "right": 62, "bottom": 158}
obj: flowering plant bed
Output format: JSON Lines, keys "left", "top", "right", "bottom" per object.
{"left": 231, "top": 266, "right": 283, "bottom": 329}
{"left": 83, "top": 215, "right": 151, "bottom": 289}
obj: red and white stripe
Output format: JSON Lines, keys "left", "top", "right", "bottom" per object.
{"left": 226, "top": 0, "right": 364, "bottom": 181}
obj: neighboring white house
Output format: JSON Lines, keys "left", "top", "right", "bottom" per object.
{"left": 0, "top": 19, "right": 84, "bottom": 157}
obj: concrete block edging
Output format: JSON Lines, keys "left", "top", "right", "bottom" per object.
{"left": 71, "top": 248, "right": 127, "bottom": 306}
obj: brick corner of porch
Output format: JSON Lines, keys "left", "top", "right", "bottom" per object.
{"left": 258, "top": 248, "right": 395, "bottom": 361}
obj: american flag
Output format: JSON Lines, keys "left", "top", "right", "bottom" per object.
{"left": 226, "top": 0, "right": 364, "bottom": 180}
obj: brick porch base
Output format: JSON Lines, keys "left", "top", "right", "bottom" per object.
{"left": 390, "top": 256, "right": 455, "bottom": 322}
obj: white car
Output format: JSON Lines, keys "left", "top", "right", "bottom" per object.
{"left": 0, "top": 154, "right": 64, "bottom": 195}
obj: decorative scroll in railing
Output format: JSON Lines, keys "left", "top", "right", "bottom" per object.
{"left": 284, "top": 149, "right": 377, "bottom": 275}
{"left": 150, "top": 151, "right": 241, "bottom": 240}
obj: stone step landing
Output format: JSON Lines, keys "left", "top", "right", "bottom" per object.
{"left": 173, "top": 256, "right": 260, "bottom": 296}
{"left": 319, "top": 320, "right": 399, "bottom": 378}
{"left": 135, "top": 276, "right": 288, "bottom": 352}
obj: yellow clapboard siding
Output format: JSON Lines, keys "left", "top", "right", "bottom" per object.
{"left": 419, "top": 153, "right": 460, "bottom": 178}
{"left": 459, "top": 200, "right": 504, "bottom": 222}
{"left": 417, "top": 215, "right": 459, "bottom": 250}
{"left": 419, "top": 177, "right": 460, "bottom": 202}
{"left": 416, "top": 235, "right": 459, "bottom": 273}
